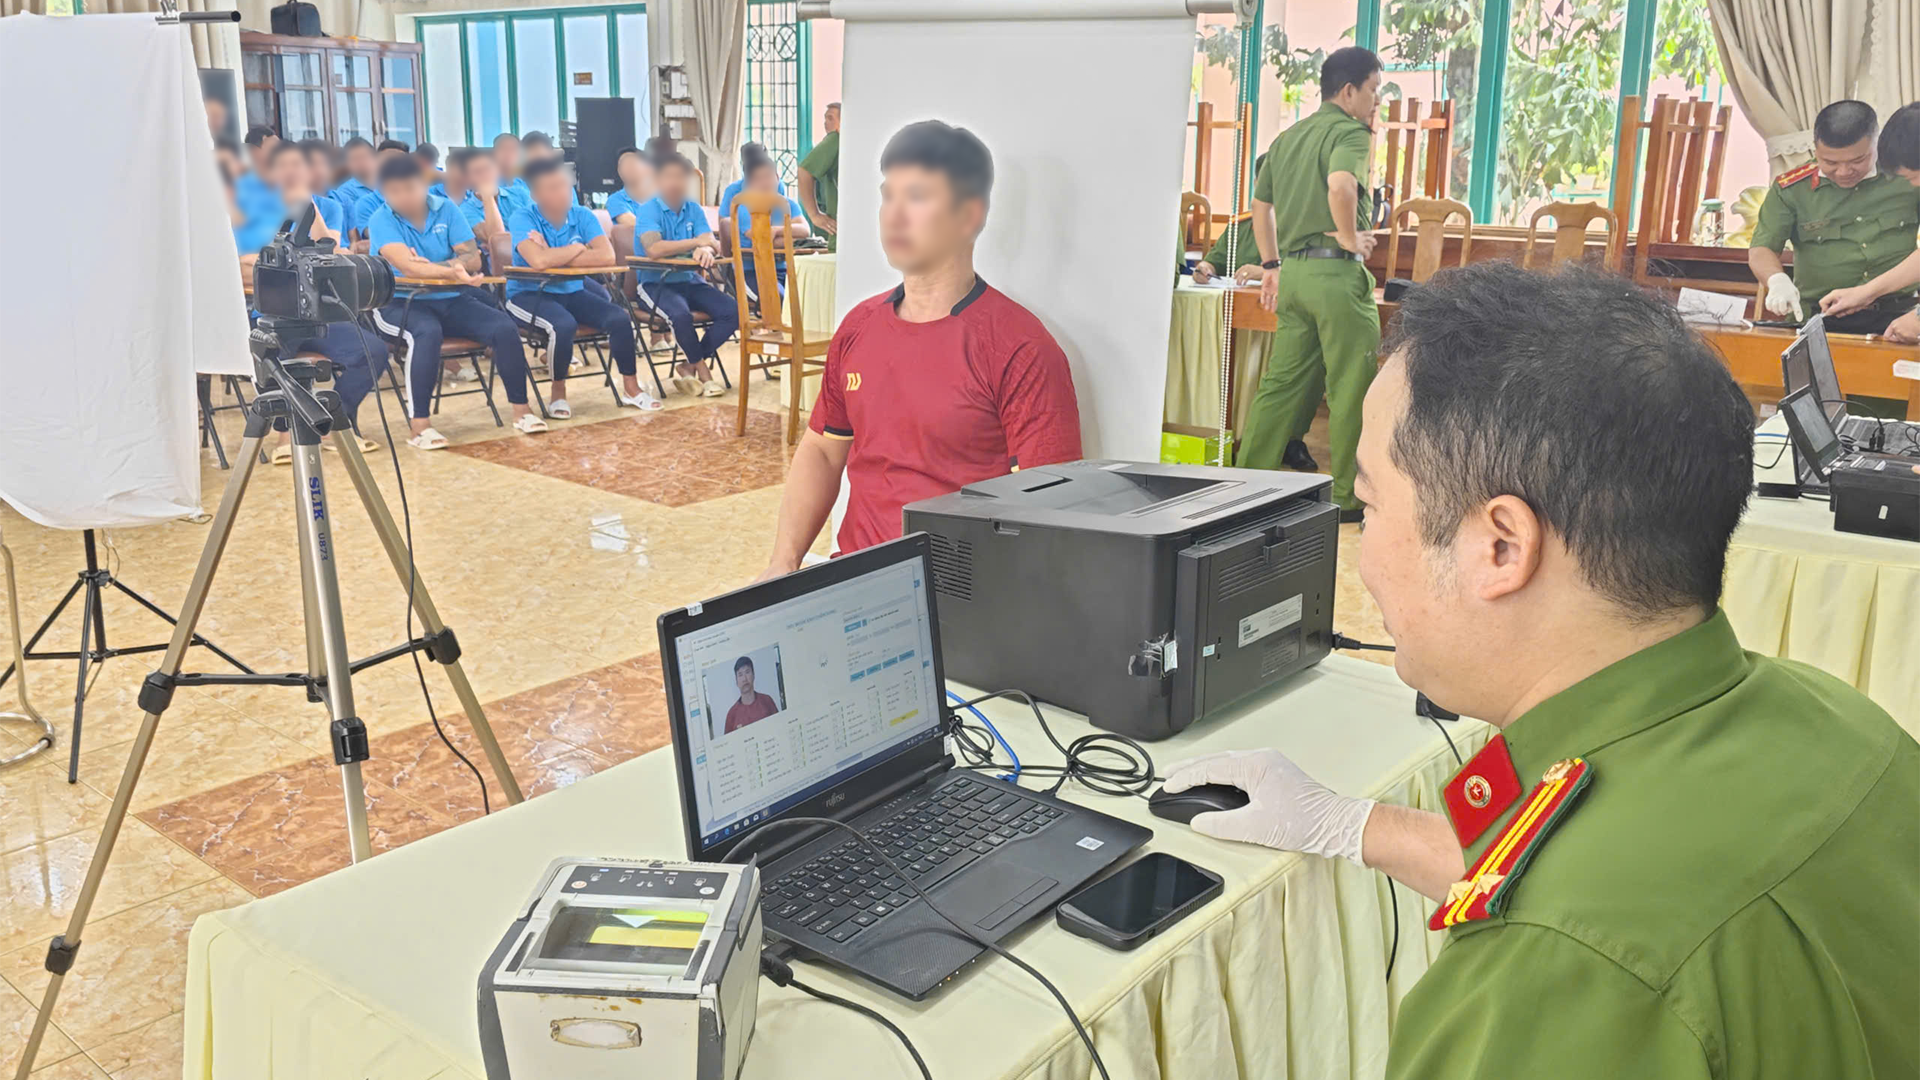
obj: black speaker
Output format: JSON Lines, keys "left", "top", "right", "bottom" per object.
{"left": 573, "top": 97, "right": 636, "bottom": 196}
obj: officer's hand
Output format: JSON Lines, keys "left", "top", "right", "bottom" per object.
{"left": 1820, "top": 285, "right": 1879, "bottom": 317}
{"left": 1765, "top": 273, "right": 1805, "bottom": 320}
{"left": 1162, "top": 748, "right": 1374, "bottom": 863}
{"left": 1191, "top": 262, "right": 1215, "bottom": 284}
{"left": 1234, "top": 264, "right": 1262, "bottom": 285}
{"left": 1886, "top": 309, "right": 1920, "bottom": 344}
{"left": 816, "top": 214, "right": 838, "bottom": 236}
{"left": 1260, "top": 266, "right": 1279, "bottom": 312}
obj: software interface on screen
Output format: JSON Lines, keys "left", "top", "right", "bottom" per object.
{"left": 1783, "top": 322, "right": 1845, "bottom": 424}
{"left": 1786, "top": 390, "right": 1841, "bottom": 475}
{"left": 673, "top": 558, "right": 943, "bottom": 848}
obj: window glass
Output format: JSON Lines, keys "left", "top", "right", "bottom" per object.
{"left": 423, "top": 22, "right": 466, "bottom": 146}
{"left": 564, "top": 15, "right": 611, "bottom": 122}
{"left": 466, "top": 20, "right": 511, "bottom": 146}
{"left": 616, "top": 12, "right": 652, "bottom": 142}
{"left": 514, "top": 17, "right": 561, "bottom": 139}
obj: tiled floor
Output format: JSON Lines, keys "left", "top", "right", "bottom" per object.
{"left": 0, "top": 351, "right": 1387, "bottom": 1078}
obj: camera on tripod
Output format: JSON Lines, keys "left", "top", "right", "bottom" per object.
{"left": 251, "top": 202, "right": 395, "bottom": 324}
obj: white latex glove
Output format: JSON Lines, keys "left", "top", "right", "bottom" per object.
{"left": 1161, "top": 749, "right": 1375, "bottom": 865}
{"left": 1765, "top": 272, "right": 1805, "bottom": 320}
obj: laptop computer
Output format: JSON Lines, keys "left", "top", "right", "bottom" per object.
{"left": 1779, "top": 383, "right": 1917, "bottom": 491}
{"left": 657, "top": 533, "right": 1152, "bottom": 1000}
{"left": 1780, "top": 314, "right": 1920, "bottom": 449}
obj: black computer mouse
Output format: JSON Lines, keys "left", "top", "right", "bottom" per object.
{"left": 1147, "top": 783, "right": 1250, "bottom": 824}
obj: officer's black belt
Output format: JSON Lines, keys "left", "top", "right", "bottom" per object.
{"left": 1285, "top": 247, "right": 1360, "bottom": 261}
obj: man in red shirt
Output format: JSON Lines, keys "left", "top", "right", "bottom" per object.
{"left": 723, "top": 656, "right": 780, "bottom": 733}
{"left": 761, "top": 120, "right": 1082, "bottom": 575}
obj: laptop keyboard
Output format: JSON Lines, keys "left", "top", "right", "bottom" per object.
{"left": 1841, "top": 415, "right": 1920, "bottom": 445}
{"left": 764, "top": 776, "right": 1068, "bottom": 945}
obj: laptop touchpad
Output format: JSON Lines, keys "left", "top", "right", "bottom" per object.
{"left": 933, "top": 870, "right": 1060, "bottom": 932}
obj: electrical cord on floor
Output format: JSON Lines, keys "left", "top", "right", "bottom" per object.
{"left": 726, "top": 815, "right": 1113, "bottom": 1080}
{"left": 759, "top": 952, "right": 932, "bottom": 1080}
{"left": 342, "top": 295, "right": 490, "bottom": 814}
{"left": 945, "top": 688, "right": 1157, "bottom": 799}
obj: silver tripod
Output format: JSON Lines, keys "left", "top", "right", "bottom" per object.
{"left": 13, "top": 323, "right": 526, "bottom": 1078}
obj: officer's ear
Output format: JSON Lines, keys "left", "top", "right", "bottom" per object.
{"left": 1463, "top": 493, "right": 1544, "bottom": 603}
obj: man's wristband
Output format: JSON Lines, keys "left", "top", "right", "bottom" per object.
{"left": 1261, "top": 259, "right": 1281, "bottom": 270}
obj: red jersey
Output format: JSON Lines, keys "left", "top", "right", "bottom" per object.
{"left": 809, "top": 278, "right": 1082, "bottom": 554}
{"left": 725, "top": 692, "right": 779, "bottom": 733}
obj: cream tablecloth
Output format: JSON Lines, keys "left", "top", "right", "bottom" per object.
{"left": 1165, "top": 278, "right": 1272, "bottom": 435}
{"left": 780, "top": 251, "right": 836, "bottom": 414}
{"left": 184, "top": 656, "right": 1489, "bottom": 1080}
{"left": 1727, "top": 414, "right": 1919, "bottom": 731}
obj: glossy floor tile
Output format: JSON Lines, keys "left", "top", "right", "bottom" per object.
{"left": 0, "top": 360, "right": 1388, "bottom": 1077}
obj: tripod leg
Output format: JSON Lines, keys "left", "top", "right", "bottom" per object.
{"left": 287, "top": 444, "right": 374, "bottom": 861}
{"left": 11, "top": 432, "right": 266, "bottom": 1080}
{"left": 0, "top": 576, "right": 81, "bottom": 692}
{"left": 329, "top": 430, "right": 525, "bottom": 805}
{"left": 295, "top": 474, "right": 327, "bottom": 694}
{"left": 83, "top": 532, "right": 107, "bottom": 658}
{"left": 68, "top": 586, "right": 91, "bottom": 783}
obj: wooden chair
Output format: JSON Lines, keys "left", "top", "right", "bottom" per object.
{"left": 1379, "top": 99, "right": 1456, "bottom": 204}
{"left": 1189, "top": 101, "right": 1255, "bottom": 237}
{"left": 730, "top": 190, "right": 828, "bottom": 445}
{"left": 1179, "top": 191, "right": 1213, "bottom": 252}
{"left": 1383, "top": 197, "right": 1473, "bottom": 284}
{"left": 1522, "top": 202, "right": 1621, "bottom": 272}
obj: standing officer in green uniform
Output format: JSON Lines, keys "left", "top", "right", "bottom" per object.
{"left": 799, "top": 101, "right": 841, "bottom": 252}
{"left": 1240, "top": 47, "right": 1382, "bottom": 518}
{"left": 1749, "top": 99, "right": 1920, "bottom": 334}
{"left": 1163, "top": 263, "right": 1918, "bottom": 1078}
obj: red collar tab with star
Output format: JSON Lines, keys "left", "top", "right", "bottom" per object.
{"left": 1430, "top": 758, "right": 1594, "bottom": 931}
{"left": 1442, "top": 734, "right": 1524, "bottom": 846}
{"left": 1777, "top": 162, "right": 1819, "bottom": 189}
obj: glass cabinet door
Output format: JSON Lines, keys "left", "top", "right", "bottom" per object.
{"left": 276, "top": 50, "right": 327, "bottom": 142}
{"left": 333, "top": 52, "right": 375, "bottom": 144}
{"left": 380, "top": 56, "right": 419, "bottom": 148}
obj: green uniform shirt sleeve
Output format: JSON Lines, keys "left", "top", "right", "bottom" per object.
{"left": 798, "top": 132, "right": 838, "bottom": 181}
{"left": 1327, "top": 124, "right": 1370, "bottom": 181}
{"left": 1251, "top": 150, "right": 1275, "bottom": 205}
{"left": 1202, "top": 226, "right": 1233, "bottom": 273}
{"left": 1750, "top": 184, "right": 1795, "bottom": 253}
{"left": 1386, "top": 925, "right": 1711, "bottom": 1080}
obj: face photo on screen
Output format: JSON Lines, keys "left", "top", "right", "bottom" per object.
{"left": 702, "top": 645, "right": 786, "bottom": 738}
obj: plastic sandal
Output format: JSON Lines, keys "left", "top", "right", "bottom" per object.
{"left": 548, "top": 399, "right": 573, "bottom": 419}
{"left": 513, "top": 414, "right": 549, "bottom": 435}
{"left": 407, "top": 428, "right": 449, "bottom": 451}
{"left": 618, "top": 390, "right": 665, "bottom": 412}
{"left": 701, "top": 380, "right": 725, "bottom": 397}
{"left": 270, "top": 443, "right": 293, "bottom": 466}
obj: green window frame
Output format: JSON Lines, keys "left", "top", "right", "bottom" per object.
{"left": 744, "top": 0, "right": 807, "bottom": 186}
{"left": 417, "top": 3, "right": 648, "bottom": 149}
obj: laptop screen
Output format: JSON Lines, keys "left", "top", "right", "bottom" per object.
{"left": 668, "top": 556, "right": 945, "bottom": 850}
{"left": 1781, "top": 316, "right": 1845, "bottom": 425}
{"left": 1781, "top": 385, "right": 1844, "bottom": 481}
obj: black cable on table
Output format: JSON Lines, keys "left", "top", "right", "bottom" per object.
{"left": 947, "top": 689, "right": 1157, "bottom": 799}
{"left": 760, "top": 952, "right": 932, "bottom": 1080}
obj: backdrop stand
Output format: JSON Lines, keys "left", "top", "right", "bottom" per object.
{"left": 0, "top": 529, "right": 252, "bottom": 782}
{"left": 0, "top": 536, "right": 55, "bottom": 769}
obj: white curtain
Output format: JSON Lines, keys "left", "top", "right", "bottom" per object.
{"left": 682, "top": 0, "right": 746, "bottom": 202}
{"left": 1706, "top": 0, "right": 1874, "bottom": 173}
{"left": 1861, "top": 0, "right": 1918, "bottom": 118}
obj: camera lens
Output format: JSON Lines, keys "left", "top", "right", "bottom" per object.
{"left": 349, "top": 253, "right": 395, "bottom": 312}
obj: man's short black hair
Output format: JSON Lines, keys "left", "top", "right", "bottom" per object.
{"left": 656, "top": 152, "right": 694, "bottom": 175}
{"left": 522, "top": 156, "right": 567, "bottom": 186}
{"left": 1813, "top": 100, "right": 1877, "bottom": 149}
{"left": 740, "top": 141, "right": 768, "bottom": 169}
{"left": 1382, "top": 262, "right": 1754, "bottom": 619}
{"left": 1879, "top": 101, "right": 1920, "bottom": 172}
{"left": 523, "top": 130, "right": 554, "bottom": 150}
{"left": 733, "top": 656, "right": 754, "bottom": 674}
{"left": 342, "top": 136, "right": 373, "bottom": 153}
{"left": 1320, "top": 46, "right": 1382, "bottom": 101}
{"left": 880, "top": 120, "right": 993, "bottom": 204}
{"left": 266, "top": 141, "right": 304, "bottom": 166}
{"left": 494, "top": 132, "right": 519, "bottom": 148}
{"left": 377, "top": 153, "right": 424, "bottom": 185}
{"left": 616, "top": 146, "right": 645, "bottom": 167}
{"left": 377, "top": 138, "right": 410, "bottom": 154}
{"left": 745, "top": 156, "right": 776, "bottom": 179}
{"left": 244, "top": 124, "right": 276, "bottom": 147}
{"left": 444, "top": 146, "right": 473, "bottom": 171}
{"left": 413, "top": 142, "right": 440, "bottom": 165}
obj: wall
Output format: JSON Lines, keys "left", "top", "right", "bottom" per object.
{"left": 807, "top": 14, "right": 840, "bottom": 146}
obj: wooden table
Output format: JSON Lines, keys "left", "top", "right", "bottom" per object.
{"left": 395, "top": 275, "right": 506, "bottom": 287}
{"left": 499, "top": 265, "right": 620, "bottom": 278}
{"left": 627, "top": 255, "right": 732, "bottom": 269}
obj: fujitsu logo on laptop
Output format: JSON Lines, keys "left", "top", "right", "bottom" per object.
{"left": 824, "top": 790, "right": 847, "bottom": 808}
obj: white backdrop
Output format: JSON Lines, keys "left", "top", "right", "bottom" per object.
{"left": 831, "top": 2, "right": 1198, "bottom": 460}
{"left": 0, "top": 13, "right": 249, "bottom": 529}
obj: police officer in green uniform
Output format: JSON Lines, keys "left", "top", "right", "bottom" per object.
{"left": 1164, "top": 263, "right": 1918, "bottom": 1079}
{"left": 1749, "top": 99, "right": 1920, "bottom": 334}
{"left": 1241, "top": 47, "right": 1382, "bottom": 518}
{"left": 1189, "top": 155, "right": 1268, "bottom": 286}
{"left": 1825, "top": 101, "right": 1920, "bottom": 344}
{"left": 799, "top": 101, "right": 841, "bottom": 253}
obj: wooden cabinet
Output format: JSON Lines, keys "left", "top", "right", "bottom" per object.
{"left": 240, "top": 32, "right": 424, "bottom": 148}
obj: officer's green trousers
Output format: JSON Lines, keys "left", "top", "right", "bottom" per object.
{"left": 1238, "top": 258, "right": 1379, "bottom": 508}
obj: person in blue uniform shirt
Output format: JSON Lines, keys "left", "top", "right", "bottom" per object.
{"left": 503, "top": 157, "right": 663, "bottom": 417}
{"left": 414, "top": 143, "right": 447, "bottom": 197}
{"left": 298, "top": 140, "right": 346, "bottom": 231}
{"left": 719, "top": 142, "right": 786, "bottom": 220}
{"left": 457, "top": 149, "right": 512, "bottom": 249}
{"left": 350, "top": 144, "right": 411, "bottom": 247}
{"left": 236, "top": 145, "right": 390, "bottom": 462}
{"left": 366, "top": 154, "right": 544, "bottom": 447}
{"left": 632, "top": 153, "right": 739, "bottom": 396}
{"left": 235, "top": 125, "right": 281, "bottom": 221}
{"left": 491, "top": 133, "right": 534, "bottom": 222}
{"left": 331, "top": 137, "right": 376, "bottom": 216}
{"left": 730, "top": 153, "right": 810, "bottom": 308}
{"left": 604, "top": 148, "right": 654, "bottom": 226}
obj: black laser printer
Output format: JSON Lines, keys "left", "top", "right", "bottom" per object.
{"left": 902, "top": 460, "right": 1339, "bottom": 742}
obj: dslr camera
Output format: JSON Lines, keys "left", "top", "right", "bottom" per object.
{"left": 252, "top": 202, "right": 394, "bottom": 325}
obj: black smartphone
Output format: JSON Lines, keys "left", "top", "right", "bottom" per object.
{"left": 1055, "top": 853, "right": 1223, "bottom": 950}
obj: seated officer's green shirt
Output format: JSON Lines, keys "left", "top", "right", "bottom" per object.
{"left": 1251, "top": 102, "right": 1372, "bottom": 255}
{"left": 1751, "top": 168, "right": 1920, "bottom": 312}
{"left": 1202, "top": 218, "right": 1259, "bottom": 274}
{"left": 1387, "top": 611, "right": 1918, "bottom": 1080}
{"left": 800, "top": 130, "right": 840, "bottom": 220}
